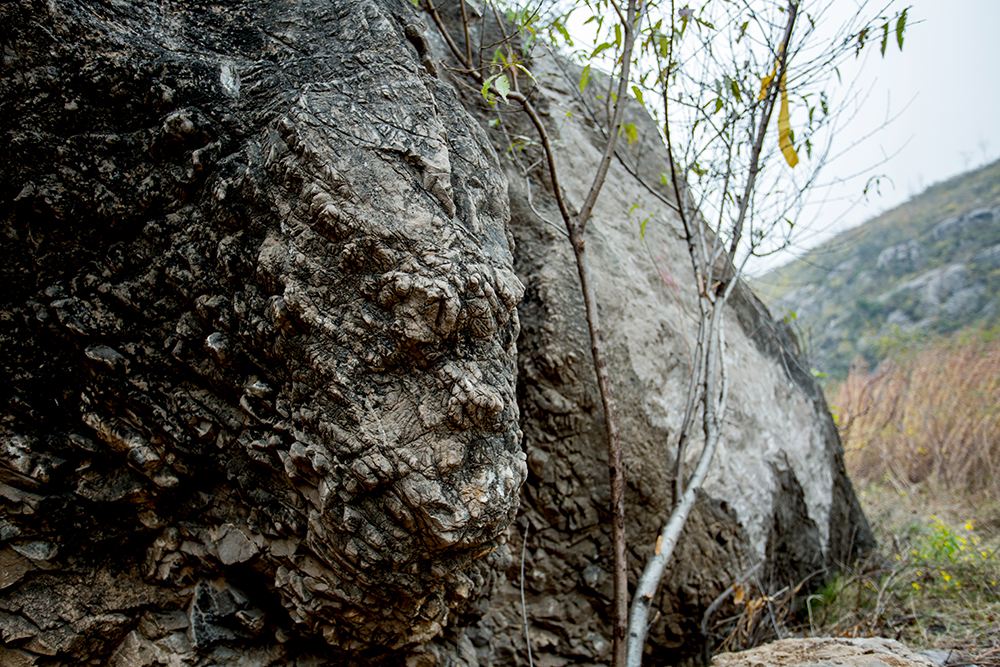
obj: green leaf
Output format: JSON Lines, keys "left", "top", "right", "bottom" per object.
{"left": 628, "top": 203, "right": 639, "bottom": 214}
{"left": 409, "top": 0, "right": 420, "bottom": 7}
{"left": 713, "top": 97, "right": 723, "bottom": 114}
{"left": 591, "top": 42, "right": 613, "bottom": 59}
{"left": 631, "top": 85, "right": 645, "bottom": 107}
{"left": 624, "top": 123, "right": 638, "bottom": 145}
{"left": 694, "top": 16, "right": 715, "bottom": 30}
{"left": 660, "top": 172, "right": 670, "bottom": 185}
{"left": 640, "top": 215, "right": 650, "bottom": 240}
{"left": 515, "top": 62, "right": 536, "bottom": 83}
{"left": 488, "top": 118, "right": 499, "bottom": 127}
{"left": 728, "top": 76, "right": 741, "bottom": 102}
{"left": 481, "top": 74, "right": 498, "bottom": 103}
{"left": 880, "top": 21, "right": 889, "bottom": 57}
{"left": 554, "top": 21, "right": 573, "bottom": 46}
{"left": 579, "top": 64, "right": 592, "bottom": 92}
{"left": 614, "top": 24, "right": 622, "bottom": 49}
{"left": 896, "top": 7, "right": 908, "bottom": 50}
{"left": 495, "top": 74, "right": 510, "bottom": 102}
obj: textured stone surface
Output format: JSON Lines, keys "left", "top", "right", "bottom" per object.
{"left": 1, "top": 0, "right": 523, "bottom": 662}
{"left": 0, "top": 0, "right": 871, "bottom": 665}
{"left": 442, "top": 36, "right": 873, "bottom": 663}
{"left": 712, "top": 638, "right": 939, "bottom": 667}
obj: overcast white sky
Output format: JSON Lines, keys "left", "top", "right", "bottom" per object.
{"left": 752, "top": 0, "right": 1000, "bottom": 273}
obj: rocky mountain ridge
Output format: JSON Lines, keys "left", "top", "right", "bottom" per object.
{"left": 761, "top": 159, "right": 1000, "bottom": 379}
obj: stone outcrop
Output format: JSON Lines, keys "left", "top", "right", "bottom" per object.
{"left": 457, "top": 41, "right": 872, "bottom": 665}
{"left": 2, "top": 0, "right": 524, "bottom": 662}
{"left": 0, "top": 0, "right": 871, "bottom": 665}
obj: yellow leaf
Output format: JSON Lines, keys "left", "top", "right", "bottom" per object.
{"left": 758, "top": 62, "right": 777, "bottom": 101}
{"left": 655, "top": 534, "right": 663, "bottom": 555}
{"left": 759, "top": 54, "right": 798, "bottom": 168}
{"left": 778, "top": 71, "right": 798, "bottom": 168}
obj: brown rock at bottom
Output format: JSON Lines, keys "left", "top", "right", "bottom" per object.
{"left": 713, "top": 638, "right": 939, "bottom": 667}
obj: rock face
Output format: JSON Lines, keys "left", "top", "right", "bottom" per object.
{"left": 2, "top": 0, "right": 524, "bottom": 662}
{"left": 456, "top": 42, "right": 872, "bottom": 664}
{"left": 0, "top": 0, "right": 871, "bottom": 665}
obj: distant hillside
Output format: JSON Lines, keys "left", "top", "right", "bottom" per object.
{"left": 757, "top": 158, "right": 1000, "bottom": 380}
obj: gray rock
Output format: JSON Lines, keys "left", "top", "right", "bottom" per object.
{"left": 467, "top": 44, "right": 872, "bottom": 664}
{"left": 882, "top": 263, "right": 971, "bottom": 316}
{"left": 973, "top": 242, "right": 1000, "bottom": 269}
{"left": 876, "top": 239, "right": 922, "bottom": 271}
{"left": 942, "top": 284, "right": 987, "bottom": 318}
{"left": 919, "top": 649, "right": 959, "bottom": 666}
{"left": 931, "top": 207, "right": 997, "bottom": 241}
{"left": 2, "top": 0, "right": 523, "bottom": 656}
{"left": 189, "top": 580, "right": 261, "bottom": 648}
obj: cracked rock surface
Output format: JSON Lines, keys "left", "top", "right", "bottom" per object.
{"left": 1, "top": 0, "right": 872, "bottom": 665}
{"left": 2, "top": 0, "right": 524, "bottom": 663}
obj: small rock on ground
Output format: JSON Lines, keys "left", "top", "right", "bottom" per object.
{"left": 712, "top": 637, "right": 939, "bottom": 667}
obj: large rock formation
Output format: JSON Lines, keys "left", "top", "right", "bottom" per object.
{"left": 0, "top": 0, "right": 871, "bottom": 665}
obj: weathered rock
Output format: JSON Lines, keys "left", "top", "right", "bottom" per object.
{"left": 0, "top": 0, "right": 872, "bottom": 665}
{"left": 448, "top": 40, "right": 872, "bottom": 664}
{"left": 876, "top": 239, "right": 922, "bottom": 272}
{"left": 712, "top": 638, "right": 939, "bottom": 667}
{"left": 2, "top": 0, "right": 523, "bottom": 661}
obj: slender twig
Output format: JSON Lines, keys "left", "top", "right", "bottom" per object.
{"left": 426, "top": 0, "right": 472, "bottom": 70}
{"left": 726, "top": 0, "right": 799, "bottom": 274}
{"left": 520, "top": 522, "right": 535, "bottom": 667}
{"left": 459, "top": 0, "right": 473, "bottom": 69}
{"left": 423, "top": 3, "right": 645, "bottom": 663}
{"left": 626, "top": 4, "right": 799, "bottom": 665}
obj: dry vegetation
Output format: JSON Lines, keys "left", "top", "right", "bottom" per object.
{"left": 834, "top": 330, "right": 1000, "bottom": 496}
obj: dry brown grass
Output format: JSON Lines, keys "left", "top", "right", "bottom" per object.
{"left": 832, "top": 331, "right": 1000, "bottom": 497}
